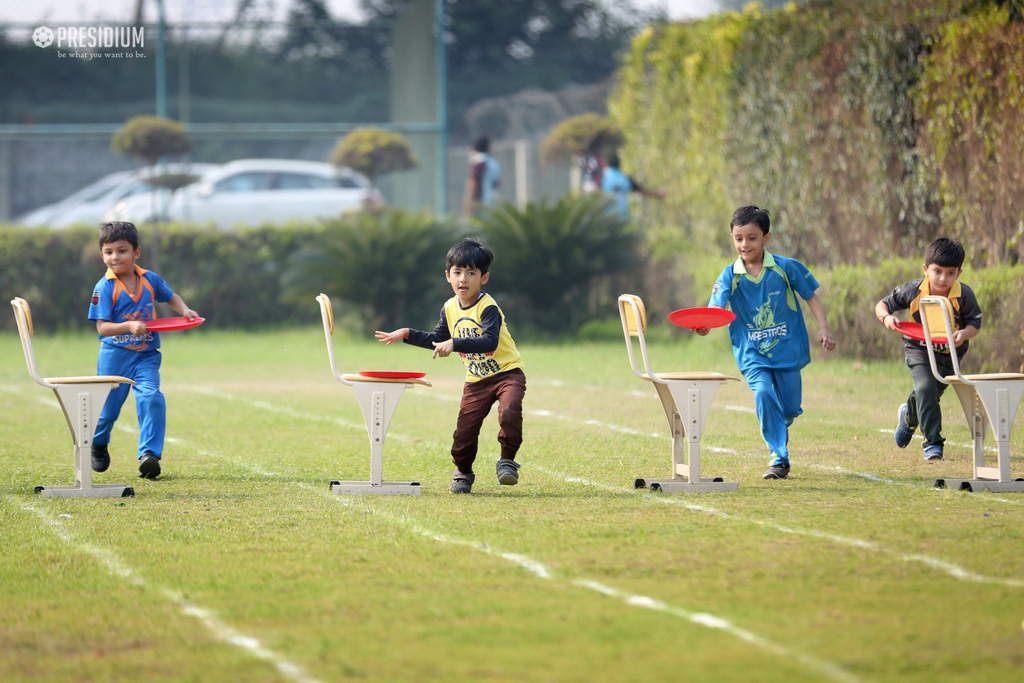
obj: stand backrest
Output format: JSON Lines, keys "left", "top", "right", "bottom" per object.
{"left": 618, "top": 294, "right": 665, "bottom": 384}
{"left": 10, "top": 298, "right": 53, "bottom": 389}
{"left": 316, "top": 293, "right": 352, "bottom": 386}
{"left": 919, "top": 296, "right": 971, "bottom": 386}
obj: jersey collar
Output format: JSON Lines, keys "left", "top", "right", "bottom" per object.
{"left": 918, "top": 277, "right": 961, "bottom": 301}
{"left": 732, "top": 250, "right": 777, "bottom": 284}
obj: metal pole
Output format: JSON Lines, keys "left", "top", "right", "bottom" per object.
{"left": 435, "top": 0, "right": 447, "bottom": 214}
{"left": 156, "top": 0, "right": 167, "bottom": 118}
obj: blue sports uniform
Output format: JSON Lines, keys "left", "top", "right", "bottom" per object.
{"left": 708, "top": 251, "right": 821, "bottom": 467}
{"left": 88, "top": 265, "right": 174, "bottom": 459}
{"left": 600, "top": 166, "right": 638, "bottom": 218}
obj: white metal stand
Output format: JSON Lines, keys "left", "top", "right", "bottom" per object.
{"left": 12, "top": 297, "right": 135, "bottom": 499}
{"left": 619, "top": 295, "right": 740, "bottom": 493}
{"left": 317, "top": 294, "right": 429, "bottom": 496}
{"left": 920, "top": 296, "right": 1024, "bottom": 493}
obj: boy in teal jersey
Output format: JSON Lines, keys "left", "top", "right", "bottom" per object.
{"left": 376, "top": 239, "right": 526, "bottom": 494}
{"left": 697, "top": 206, "right": 836, "bottom": 479}
{"left": 88, "top": 221, "right": 197, "bottom": 480}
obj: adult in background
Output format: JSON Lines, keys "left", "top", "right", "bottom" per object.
{"left": 600, "top": 152, "right": 665, "bottom": 218}
{"left": 463, "top": 136, "right": 501, "bottom": 216}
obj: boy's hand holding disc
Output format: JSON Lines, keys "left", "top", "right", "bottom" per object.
{"left": 668, "top": 307, "right": 735, "bottom": 337}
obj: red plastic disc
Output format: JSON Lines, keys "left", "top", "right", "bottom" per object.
{"left": 667, "top": 307, "right": 736, "bottom": 330}
{"left": 894, "top": 322, "right": 947, "bottom": 344}
{"left": 142, "top": 316, "right": 205, "bottom": 331}
{"left": 358, "top": 371, "right": 427, "bottom": 379}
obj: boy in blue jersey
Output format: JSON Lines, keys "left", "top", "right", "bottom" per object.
{"left": 697, "top": 206, "right": 836, "bottom": 480}
{"left": 874, "top": 238, "right": 981, "bottom": 461}
{"left": 88, "top": 222, "right": 198, "bottom": 480}
{"left": 376, "top": 239, "right": 526, "bottom": 494}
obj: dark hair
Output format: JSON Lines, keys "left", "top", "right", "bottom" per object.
{"left": 925, "top": 237, "right": 965, "bottom": 269}
{"left": 730, "top": 205, "right": 770, "bottom": 235}
{"left": 473, "top": 136, "right": 490, "bottom": 153}
{"left": 99, "top": 221, "right": 139, "bottom": 249}
{"left": 607, "top": 152, "right": 621, "bottom": 168}
{"left": 446, "top": 238, "right": 493, "bottom": 274}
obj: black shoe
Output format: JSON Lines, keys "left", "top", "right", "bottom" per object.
{"left": 138, "top": 453, "right": 161, "bottom": 480}
{"left": 450, "top": 470, "right": 474, "bottom": 493}
{"left": 91, "top": 444, "right": 110, "bottom": 473}
{"left": 496, "top": 458, "right": 520, "bottom": 485}
{"left": 762, "top": 464, "right": 790, "bottom": 480}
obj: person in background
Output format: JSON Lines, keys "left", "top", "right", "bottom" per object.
{"left": 463, "top": 136, "right": 501, "bottom": 216}
{"left": 600, "top": 152, "right": 665, "bottom": 218}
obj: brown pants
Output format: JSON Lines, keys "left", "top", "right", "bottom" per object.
{"left": 451, "top": 368, "right": 526, "bottom": 473}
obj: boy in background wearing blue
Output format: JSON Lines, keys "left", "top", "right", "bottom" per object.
{"left": 376, "top": 239, "right": 526, "bottom": 494}
{"left": 88, "top": 221, "right": 197, "bottom": 480}
{"left": 875, "top": 238, "right": 981, "bottom": 460}
{"left": 697, "top": 206, "right": 836, "bottom": 479}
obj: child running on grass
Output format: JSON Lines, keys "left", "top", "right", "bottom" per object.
{"left": 874, "top": 237, "right": 982, "bottom": 461}
{"left": 376, "top": 238, "right": 526, "bottom": 494}
{"left": 89, "top": 221, "right": 198, "bottom": 480}
{"left": 697, "top": 206, "right": 836, "bottom": 480}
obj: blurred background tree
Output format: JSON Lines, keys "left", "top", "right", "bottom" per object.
{"left": 331, "top": 128, "right": 418, "bottom": 195}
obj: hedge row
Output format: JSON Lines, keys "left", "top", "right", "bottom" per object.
{"left": 610, "top": 1, "right": 1024, "bottom": 267}
{"left": 4, "top": 220, "right": 1022, "bottom": 371}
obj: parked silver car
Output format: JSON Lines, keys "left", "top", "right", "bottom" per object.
{"left": 15, "top": 164, "right": 218, "bottom": 228}
{"left": 103, "top": 159, "right": 382, "bottom": 229}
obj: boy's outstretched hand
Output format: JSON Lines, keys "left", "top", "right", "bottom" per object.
{"left": 432, "top": 340, "right": 454, "bottom": 358}
{"left": 375, "top": 328, "right": 409, "bottom": 345}
{"left": 819, "top": 328, "right": 837, "bottom": 352}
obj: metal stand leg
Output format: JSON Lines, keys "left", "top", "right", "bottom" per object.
{"left": 635, "top": 380, "right": 738, "bottom": 493}
{"left": 35, "top": 387, "right": 135, "bottom": 499}
{"left": 331, "top": 384, "right": 421, "bottom": 496}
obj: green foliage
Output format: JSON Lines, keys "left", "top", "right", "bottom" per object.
{"left": 472, "top": 195, "right": 641, "bottom": 335}
{"left": 111, "top": 116, "right": 194, "bottom": 166}
{"left": 609, "top": 0, "right": 1022, "bottom": 267}
{"left": 0, "top": 223, "right": 321, "bottom": 332}
{"left": 914, "top": 7, "right": 1024, "bottom": 264}
{"left": 330, "top": 128, "right": 418, "bottom": 185}
{"left": 541, "top": 113, "right": 624, "bottom": 162}
{"left": 282, "top": 209, "right": 457, "bottom": 333}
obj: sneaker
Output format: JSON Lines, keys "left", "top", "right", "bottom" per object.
{"left": 138, "top": 453, "right": 161, "bottom": 480}
{"left": 923, "top": 445, "right": 944, "bottom": 461}
{"left": 496, "top": 459, "right": 520, "bottom": 485}
{"left": 91, "top": 444, "right": 110, "bottom": 473}
{"left": 450, "top": 470, "right": 475, "bottom": 493}
{"left": 894, "top": 403, "right": 915, "bottom": 449}
{"left": 763, "top": 464, "right": 790, "bottom": 480}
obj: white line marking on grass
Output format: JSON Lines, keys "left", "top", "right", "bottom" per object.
{"left": 328, "top": 497, "right": 861, "bottom": 683}
{"left": 7, "top": 497, "right": 324, "bottom": 683}
{"left": 534, "top": 465, "right": 1024, "bottom": 589}
{"left": 186, "top": 387, "right": 409, "bottom": 441}
{"left": 725, "top": 404, "right": 757, "bottom": 414}
{"left": 878, "top": 429, "right": 996, "bottom": 453}
{"left": 163, "top": 436, "right": 860, "bottom": 683}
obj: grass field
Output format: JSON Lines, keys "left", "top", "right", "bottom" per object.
{"left": 1, "top": 326, "right": 1023, "bottom": 682}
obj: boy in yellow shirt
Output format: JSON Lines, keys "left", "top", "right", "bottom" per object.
{"left": 376, "top": 239, "right": 526, "bottom": 493}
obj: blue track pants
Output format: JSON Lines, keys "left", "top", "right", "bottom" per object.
{"left": 743, "top": 366, "right": 803, "bottom": 467}
{"left": 93, "top": 345, "right": 165, "bottom": 459}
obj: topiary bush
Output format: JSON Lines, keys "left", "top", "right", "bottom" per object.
{"left": 282, "top": 208, "right": 457, "bottom": 334}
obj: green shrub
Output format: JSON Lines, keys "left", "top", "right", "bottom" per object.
{"left": 0, "top": 223, "right": 322, "bottom": 332}
{"left": 473, "top": 195, "right": 641, "bottom": 336}
{"left": 282, "top": 209, "right": 457, "bottom": 334}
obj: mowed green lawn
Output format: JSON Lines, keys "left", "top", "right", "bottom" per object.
{"left": 1, "top": 326, "right": 1022, "bottom": 682}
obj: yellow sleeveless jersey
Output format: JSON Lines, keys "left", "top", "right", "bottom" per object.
{"left": 443, "top": 293, "right": 524, "bottom": 382}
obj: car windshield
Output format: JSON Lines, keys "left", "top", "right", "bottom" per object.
{"left": 215, "top": 172, "right": 270, "bottom": 193}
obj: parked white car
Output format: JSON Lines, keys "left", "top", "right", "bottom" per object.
{"left": 103, "top": 159, "right": 382, "bottom": 229}
{"left": 15, "top": 164, "right": 218, "bottom": 229}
